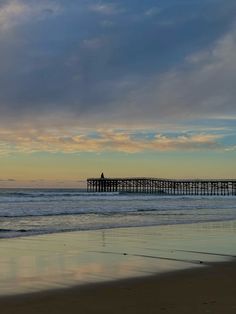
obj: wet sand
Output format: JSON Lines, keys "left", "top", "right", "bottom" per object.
{"left": 0, "top": 221, "right": 236, "bottom": 312}
{"left": 1, "top": 260, "right": 236, "bottom": 314}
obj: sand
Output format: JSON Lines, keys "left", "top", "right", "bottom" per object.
{"left": 0, "top": 260, "right": 236, "bottom": 314}
{"left": 1, "top": 221, "right": 236, "bottom": 313}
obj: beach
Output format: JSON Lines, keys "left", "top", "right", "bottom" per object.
{"left": 0, "top": 220, "right": 236, "bottom": 313}
{"left": 1, "top": 0, "right": 236, "bottom": 311}
{"left": 1, "top": 260, "right": 236, "bottom": 314}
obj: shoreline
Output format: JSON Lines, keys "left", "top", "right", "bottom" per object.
{"left": 1, "top": 259, "right": 236, "bottom": 313}
{"left": 2, "top": 216, "right": 236, "bottom": 241}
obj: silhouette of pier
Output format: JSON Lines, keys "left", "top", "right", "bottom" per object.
{"left": 87, "top": 177, "right": 236, "bottom": 196}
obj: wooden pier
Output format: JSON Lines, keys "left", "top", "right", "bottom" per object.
{"left": 87, "top": 178, "right": 236, "bottom": 196}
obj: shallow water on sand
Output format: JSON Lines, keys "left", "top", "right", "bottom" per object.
{"left": 0, "top": 220, "right": 236, "bottom": 296}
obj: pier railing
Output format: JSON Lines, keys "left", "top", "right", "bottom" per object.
{"left": 87, "top": 178, "right": 236, "bottom": 196}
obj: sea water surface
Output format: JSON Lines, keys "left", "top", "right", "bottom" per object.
{"left": 0, "top": 188, "right": 236, "bottom": 238}
{"left": 1, "top": 189, "right": 236, "bottom": 296}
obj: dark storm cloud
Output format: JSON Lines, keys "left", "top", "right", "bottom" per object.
{"left": 0, "top": 0, "right": 236, "bottom": 127}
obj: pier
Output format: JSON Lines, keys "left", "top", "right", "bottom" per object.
{"left": 87, "top": 178, "right": 236, "bottom": 196}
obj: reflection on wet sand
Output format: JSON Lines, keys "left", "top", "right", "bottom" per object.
{"left": 0, "top": 220, "right": 236, "bottom": 296}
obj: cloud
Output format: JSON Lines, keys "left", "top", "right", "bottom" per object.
{"left": 0, "top": 0, "right": 28, "bottom": 30}
{"left": 0, "top": 178, "right": 16, "bottom": 182}
{"left": 144, "top": 7, "right": 161, "bottom": 17}
{"left": 89, "top": 3, "right": 123, "bottom": 15}
{"left": 104, "top": 22, "right": 236, "bottom": 127}
{"left": 82, "top": 37, "right": 106, "bottom": 49}
{"left": 0, "top": 0, "right": 61, "bottom": 31}
{"left": 0, "top": 127, "right": 224, "bottom": 154}
{"left": 147, "top": 25, "right": 236, "bottom": 120}
{"left": 0, "top": 0, "right": 235, "bottom": 130}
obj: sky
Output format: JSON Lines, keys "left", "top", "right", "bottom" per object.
{"left": 0, "top": 0, "right": 236, "bottom": 187}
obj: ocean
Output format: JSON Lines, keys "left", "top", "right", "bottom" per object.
{"left": 0, "top": 188, "right": 236, "bottom": 239}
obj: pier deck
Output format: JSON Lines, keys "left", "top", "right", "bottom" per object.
{"left": 87, "top": 178, "right": 236, "bottom": 196}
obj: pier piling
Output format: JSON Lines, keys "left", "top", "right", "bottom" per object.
{"left": 87, "top": 178, "right": 236, "bottom": 196}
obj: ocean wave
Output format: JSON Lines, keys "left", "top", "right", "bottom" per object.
{"left": 0, "top": 228, "right": 31, "bottom": 233}
{"left": 0, "top": 205, "right": 236, "bottom": 218}
{"left": 0, "top": 191, "right": 120, "bottom": 198}
{"left": 1, "top": 217, "right": 236, "bottom": 239}
{"left": 0, "top": 189, "right": 236, "bottom": 239}
{"left": 0, "top": 209, "right": 154, "bottom": 218}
